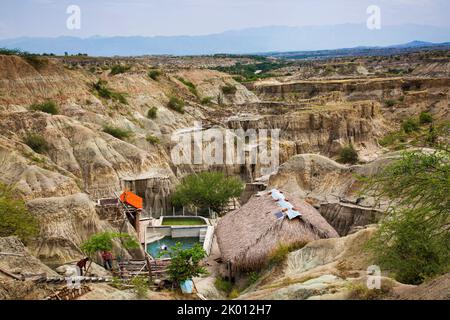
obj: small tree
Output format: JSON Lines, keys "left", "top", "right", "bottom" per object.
{"left": 171, "top": 172, "right": 244, "bottom": 214}
{"left": 362, "top": 149, "right": 450, "bottom": 284}
{"left": 0, "top": 183, "right": 39, "bottom": 243}
{"left": 80, "top": 231, "right": 139, "bottom": 257}
{"left": 166, "top": 243, "right": 207, "bottom": 286}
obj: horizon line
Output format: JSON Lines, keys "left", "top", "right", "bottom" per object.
{"left": 1, "top": 22, "right": 450, "bottom": 41}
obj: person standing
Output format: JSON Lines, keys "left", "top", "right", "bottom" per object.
{"left": 101, "top": 250, "right": 114, "bottom": 271}
{"left": 76, "top": 257, "right": 90, "bottom": 276}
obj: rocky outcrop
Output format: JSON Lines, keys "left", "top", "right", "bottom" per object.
{"left": 251, "top": 77, "right": 450, "bottom": 121}
{"left": 268, "top": 153, "right": 399, "bottom": 205}
{"left": 238, "top": 227, "right": 379, "bottom": 300}
{"left": 26, "top": 193, "right": 142, "bottom": 266}
{"left": 319, "top": 203, "right": 383, "bottom": 236}
{"left": 224, "top": 101, "right": 388, "bottom": 163}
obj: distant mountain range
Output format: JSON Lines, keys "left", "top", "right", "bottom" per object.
{"left": 264, "top": 41, "right": 450, "bottom": 60}
{"left": 1, "top": 24, "right": 450, "bottom": 56}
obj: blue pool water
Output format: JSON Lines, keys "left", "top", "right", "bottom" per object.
{"left": 146, "top": 236, "right": 202, "bottom": 258}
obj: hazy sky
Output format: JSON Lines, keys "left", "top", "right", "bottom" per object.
{"left": 1, "top": 0, "right": 449, "bottom": 39}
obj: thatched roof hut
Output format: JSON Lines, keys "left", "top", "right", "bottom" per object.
{"left": 216, "top": 189, "right": 338, "bottom": 272}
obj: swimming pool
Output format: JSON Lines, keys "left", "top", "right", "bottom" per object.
{"left": 146, "top": 236, "right": 202, "bottom": 258}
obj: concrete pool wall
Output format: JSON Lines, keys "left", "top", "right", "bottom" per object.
{"left": 145, "top": 216, "right": 214, "bottom": 257}
{"left": 153, "top": 215, "right": 209, "bottom": 226}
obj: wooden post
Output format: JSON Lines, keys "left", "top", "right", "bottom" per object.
{"left": 135, "top": 210, "right": 141, "bottom": 242}
{"left": 145, "top": 254, "right": 153, "bottom": 283}
{"left": 182, "top": 207, "right": 185, "bottom": 216}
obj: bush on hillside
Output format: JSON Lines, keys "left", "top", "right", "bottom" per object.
{"left": 147, "top": 106, "right": 158, "bottom": 119}
{"left": 402, "top": 118, "right": 420, "bottom": 133}
{"left": 363, "top": 150, "right": 450, "bottom": 284}
{"left": 30, "top": 101, "right": 59, "bottom": 115}
{"left": 167, "top": 96, "right": 185, "bottom": 114}
{"left": 148, "top": 69, "right": 162, "bottom": 80}
{"left": 0, "top": 183, "right": 39, "bottom": 243}
{"left": 221, "top": 84, "right": 237, "bottom": 95}
{"left": 24, "top": 133, "right": 49, "bottom": 154}
{"left": 419, "top": 112, "right": 433, "bottom": 124}
{"left": 338, "top": 144, "right": 359, "bottom": 164}
{"left": 110, "top": 64, "right": 130, "bottom": 75}
{"left": 102, "top": 125, "right": 132, "bottom": 140}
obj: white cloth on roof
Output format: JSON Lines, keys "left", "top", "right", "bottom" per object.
{"left": 270, "top": 189, "right": 285, "bottom": 201}
{"left": 287, "top": 209, "right": 302, "bottom": 220}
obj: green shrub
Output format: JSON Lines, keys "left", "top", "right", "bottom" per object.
{"left": 228, "top": 289, "right": 240, "bottom": 299}
{"left": 24, "top": 133, "right": 49, "bottom": 154}
{"left": 148, "top": 69, "right": 162, "bottom": 80}
{"left": 167, "top": 243, "right": 207, "bottom": 285}
{"left": 201, "top": 97, "right": 213, "bottom": 105}
{"left": 30, "top": 101, "right": 59, "bottom": 115}
{"left": 402, "top": 118, "right": 420, "bottom": 133}
{"left": 110, "top": 64, "right": 130, "bottom": 75}
{"left": 379, "top": 132, "right": 407, "bottom": 147}
{"left": 80, "top": 231, "right": 139, "bottom": 256}
{"left": 146, "top": 134, "right": 160, "bottom": 144}
{"left": 419, "top": 112, "right": 433, "bottom": 124}
{"left": 214, "top": 277, "right": 233, "bottom": 294}
{"left": 103, "top": 125, "right": 132, "bottom": 140}
{"left": 221, "top": 84, "right": 237, "bottom": 95}
{"left": 384, "top": 100, "right": 396, "bottom": 108}
{"left": 368, "top": 208, "right": 449, "bottom": 285}
{"left": 177, "top": 77, "right": 198, "bottom": 97}
{"left": 268, "top": 243, "right": 290, "bottom": 265}
{"left": 91, "top": 80, "right": 127, "bottom": 104}
{"left": 363, "top": 150, "right": 450, "bottom": 285}
{"left": 167, "top": 96, "right": 185, "bottom": 114}
{"left": 147, "top": 106, "right": 158, "bottom": 119}
{"left": 0, "top": 183, "right": 39, "bottom": 243}
{"left": 130, "top": 276, "right": 149, "bottom": 299}
{"left": 338, "top": 144, "right": 359, "bottom": 164}
{"left": 247, "top": 272, "right": 260, "bottom": 285}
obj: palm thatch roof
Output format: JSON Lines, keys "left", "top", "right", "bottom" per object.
{"left": 216, "top": 190, "right": 339, "bottom": 271}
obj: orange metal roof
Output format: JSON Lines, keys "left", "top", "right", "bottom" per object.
{"left": 120, "top": 191, "right": 143, "bottom": 209}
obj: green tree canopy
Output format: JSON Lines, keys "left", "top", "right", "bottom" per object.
{"left": 362, "top": 149, "right": 450, "bottom": 284}
{"left": 0, "top": 183, "right": 39, "bottom": 243}
{"left": 80, "top": 231, "right": 139, "bottom": 256}
{"left": 166, "top": 243, "right": 207, "bottom": 285}
{"left": 171, "top": 172, "right": 244, "bottom": 213}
